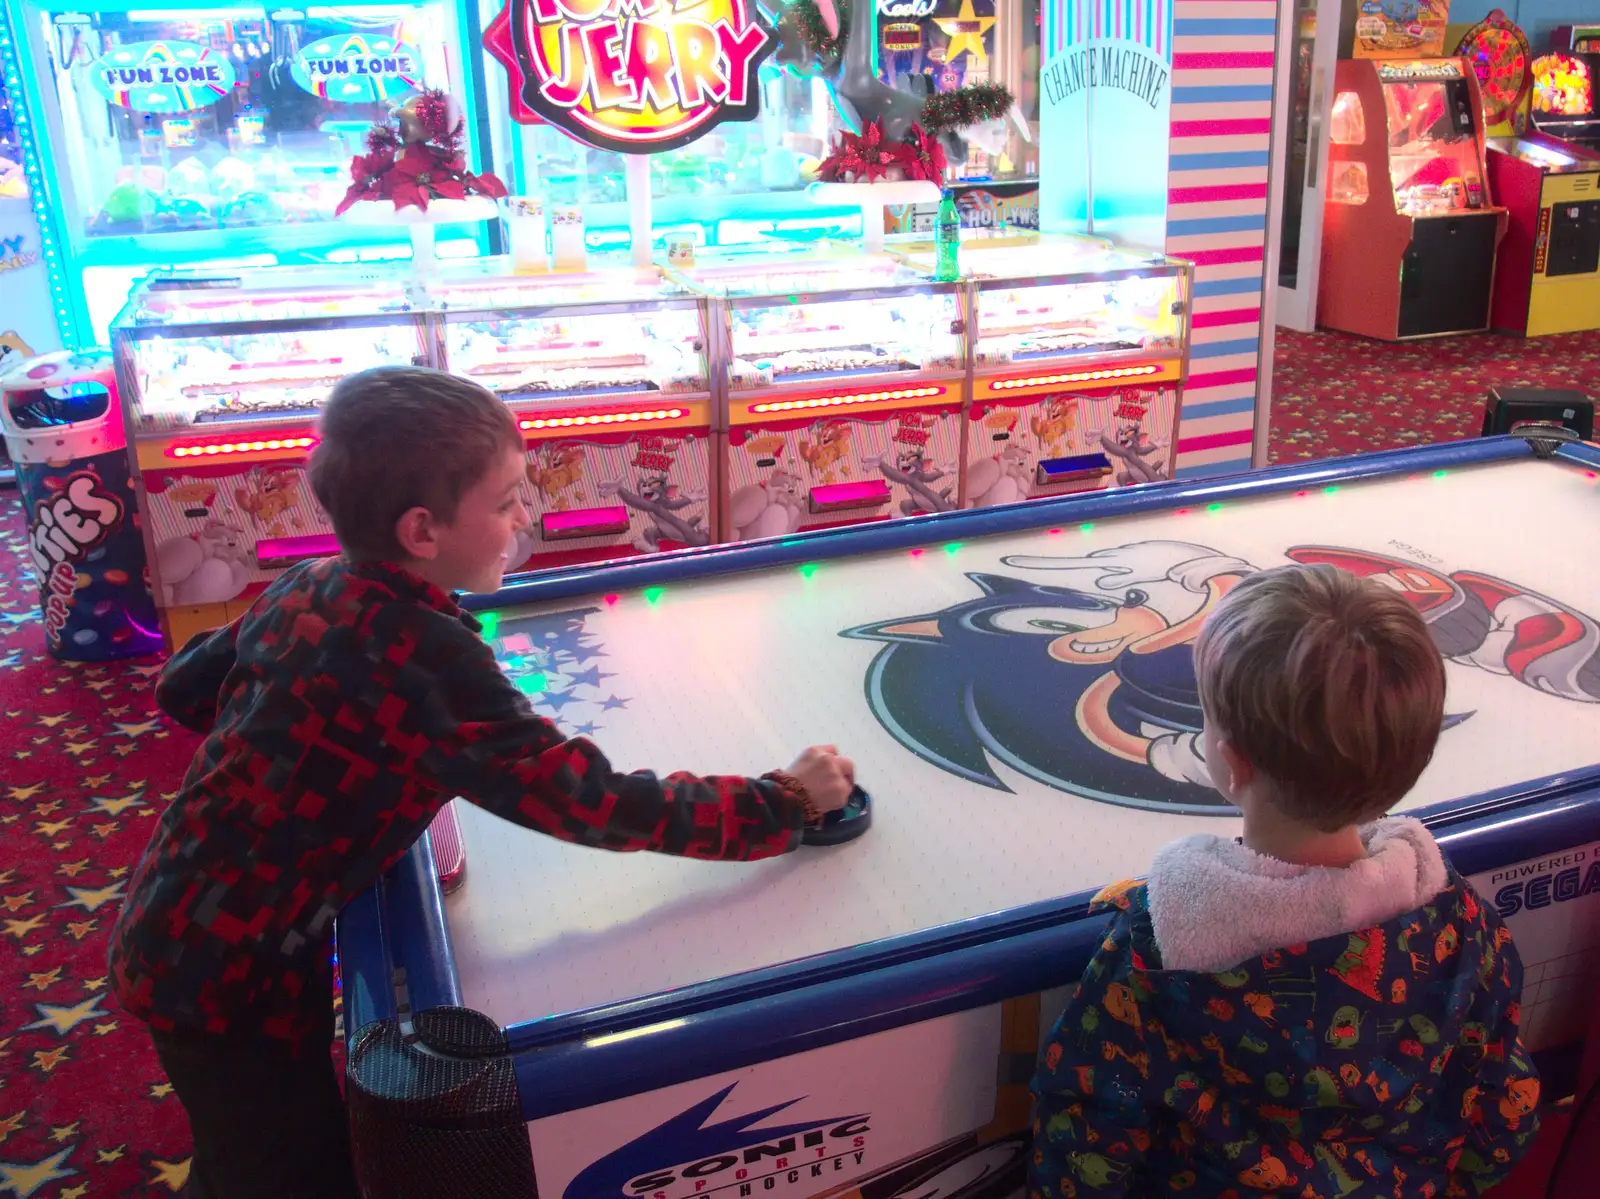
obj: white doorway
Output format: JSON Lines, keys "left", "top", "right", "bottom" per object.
{"left": 1273, "top": 0, "right": 1340, "bottom": 332}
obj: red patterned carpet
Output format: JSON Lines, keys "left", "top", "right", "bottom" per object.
{"left": 0, "top": 327, "right": 1595, "bottom": 1195}
{"left": 1270, "top": 327, "right": 1600, "bottom": 462}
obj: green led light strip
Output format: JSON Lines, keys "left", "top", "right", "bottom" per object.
{"left": 0, "top": 6, "right": 77, "bottom": 349}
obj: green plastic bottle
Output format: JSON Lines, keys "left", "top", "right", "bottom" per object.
{"left": 934, "top": 188, "right": 960, "bottom": 281}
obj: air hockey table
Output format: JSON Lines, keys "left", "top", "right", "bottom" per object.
{"left": 338, "top": 434, "right": 1600, "bottom": 1199}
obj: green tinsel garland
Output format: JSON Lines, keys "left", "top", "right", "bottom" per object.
{"left": 920, "top": 82, "right": 1015, "bottom": 132}
{"left": 786, "top": 0, "right": 849, "bottom": 61}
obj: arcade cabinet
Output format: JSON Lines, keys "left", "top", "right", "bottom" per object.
{"left": 1319, "top": 58, "right": 1509, "bottom": 340}
{"left": 1487, "top": 133, "right": 1600, "bottom": 335}
{"left": 1531, "top": 28, "right": 1600, "bottom": 150}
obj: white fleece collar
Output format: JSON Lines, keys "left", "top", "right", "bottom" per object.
{"left": 1146, "top": 817, "right": 1449, "bottom": 973}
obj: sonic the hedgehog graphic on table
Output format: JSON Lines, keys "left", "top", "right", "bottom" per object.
{"left": 842, "top": 541, "right": 1600, "bottom": 815}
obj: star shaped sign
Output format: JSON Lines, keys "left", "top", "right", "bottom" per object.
{"left": 936, "top": 0, "right": 996, "bottom": 65}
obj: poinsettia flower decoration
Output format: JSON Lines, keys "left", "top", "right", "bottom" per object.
{"left": 336, "top": 88, "right": 507, "bottom": 216}
{"left": 854, "top": 120, "right": 906, "bottom": 182}
{"left": 903, "top": 124, "right": 947, "bottom": 183}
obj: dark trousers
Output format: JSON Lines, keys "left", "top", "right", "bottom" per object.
{"left": 150, "top": 1022, "right": 360, "bottom": 1199}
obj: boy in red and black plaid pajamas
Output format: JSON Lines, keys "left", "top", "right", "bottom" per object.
{"left": 109, "top": 367, "right": 856, "bottom": 1198}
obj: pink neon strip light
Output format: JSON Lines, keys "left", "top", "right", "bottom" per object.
{"left": 256, "top": 533, "right": 340, "bottom": 565}
{"left": 542, "top": 505, "right": 629, "bottom": 536}
{"left": 810, "top": 479, "right": 891, "bottom": 511}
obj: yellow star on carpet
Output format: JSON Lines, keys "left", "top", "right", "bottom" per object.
{"left": 113, "top": 719, "right": 162, "bottom": 739}
{"left": 56, "top": 860, "right": 89, "bottom": 879}
{"left": 13, "top": 752, "right": 29, "bottom": 760}
{"left": 33, "top": 802, "right": 61, "bottom": 817}
{"left": 62, "top": 740, "right": 96, "bottom": 758}
{"left": 91, "top": 822, "right": 118, "bottom": 840}
{"left": 104, "top": 707, "right": 129, "bottom": 718}
{"left": 88, "top": 793, "right": 145, "bottom": 817}
{"left": 129, "top": 662, "right": 165, "bottom": 677}
{"left": 58, "top": 882, "right": 124, "bottom": 913}
{"left": 0, "top": 1145, "right": 75, "bottom": 1198}
{"left": 24, "top": 994, "right": 107, "bottom": 1036}
{"left": 0, "top": 1111, "right": 23, "bottom": 1144}
{"left": 33, "top": 819, "right": 71, "bottom": 838}
{"left": 84, "top": 679, "right": 113, "bottom": 694}
{"left": 93, "top": 1021, "right": 118, "bottom": 1036}
{"left": 82, "top": 977, "right": 106, "bottom": 992}
{"left": 83, "top": 773, "right": 112, "bottom": 787}
{"left": 0, "top": 871, "right": 13, "bottom": 887}
{"left": 63, "top": 726, "right": 86, "bottom": 738}
{"left": 23, "top": 967, "right": 62, "bottom": 993}
{"left": 30, "top": 1046, "right": 69, "bottom": 1074}
{"left": 150, "top": 1158, "right": 190, "bottom": 1191}
{"left": 3, "top": 913, "right": 47, "bottom": 940}
{"left": 148, "top": 1082, "right": 174, "bottom": 1100}
{"left": 60, "top": 1185, "right": 88, "bottom": 1199}
{"left": 49, "top": 842, "right": 69, "bottom": 852}
{"left": 65, "top": 920, "right": 96, "bottom": 941}
{"left": 95, "top": 1145, "right": 124, "bottom": 1164}
{"left": 2, "top": 816, "right": 20, "bottom": 825}
{"left": 1, "top": 893, "right": 32, "bottom": 913}
{"left": 20, "top": 945, "right": 41, "bottom": 957}
{"left": 113, "top": 745, "right": 138, "bottom": 758}
{"left": 935, "top": 0, "right": 996, "bottom": 64}
{"left": 107, "top": 867, "right": 129, "bottom": 879}
{"left": 48, "top": 1123, "right": 76, "bottom": 1144}
{"left": 34, "top": 715, "right": 68, "bottom": 728}
{"left": 5, "top": 783, "right": 43, "bottom": 802}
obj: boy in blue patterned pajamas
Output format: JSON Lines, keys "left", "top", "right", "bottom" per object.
{"left": 1030, "top": 564, "right": 1540, "bottom": 1198}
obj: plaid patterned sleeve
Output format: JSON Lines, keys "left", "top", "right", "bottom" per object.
{"left": 381, "top": 603, "right": 809, "bottom": 862}
{"left": 153, "top": 618, "right": 242, "bottom": 735}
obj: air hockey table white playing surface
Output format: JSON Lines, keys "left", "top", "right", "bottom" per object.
{"left": 447, "top": 453, "right": 1600, "bottom": 1030}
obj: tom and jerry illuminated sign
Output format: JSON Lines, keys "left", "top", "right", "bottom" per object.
{"left": 484, "top": 0, "right": 774, "bottom": 153}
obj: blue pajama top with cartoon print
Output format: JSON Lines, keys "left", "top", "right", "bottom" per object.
{"left": 1029, "top": 875, "right": 1540, "bottom": 1198}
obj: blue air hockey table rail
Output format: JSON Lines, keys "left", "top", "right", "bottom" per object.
{"left": 338, "top": 435, "right": 1600, "bottom": 1199}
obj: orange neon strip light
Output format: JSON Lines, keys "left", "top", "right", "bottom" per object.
{"left": 169, "top": 436, "right": 317, "bottom": 458}
{"left": 750, "top": 386, "right": 945, "bottom": 414}
{"left": 991, "top": 365, "right": 1162, "bottom": 390}
{"left": 519, "top": 408, "right": 687, "bottom": 431}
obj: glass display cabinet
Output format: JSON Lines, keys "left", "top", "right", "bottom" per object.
{"left": 679, "top": 251, "right": 968, "bottom": 540}
{"left": 427, "top": 264, "right": 717, "bottom": 570}
{"left": 5, "top": 0, "right": 492, "bottom": 340}
{"left": 951, "top": 236, "right": 1190, "bottom": 506}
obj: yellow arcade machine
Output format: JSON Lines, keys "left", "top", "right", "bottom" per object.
{"left": 1487, "top": 133, "right": 1600, "bottom": 336}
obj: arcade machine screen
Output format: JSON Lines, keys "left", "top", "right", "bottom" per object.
{"left": 1532, "top": 51, "right": 1597, "bottom": 147}
{"left": 25, "top": 4, "right": 458, "bottom": 238}
{"left": 1382, "top": 74, "right": 1488, "bottom": 216}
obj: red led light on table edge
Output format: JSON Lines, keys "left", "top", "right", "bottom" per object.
{"left": 992, "top": 365, "right": 1162, "bottom": 391}
{"left": 168, "top": 436, "right": 317, "bottom": 458}
{"left": 519, "top": 408, "right": 687, "bottom": 430}
{"left": 750, "top": 386, "right": 944, "bottom": 414}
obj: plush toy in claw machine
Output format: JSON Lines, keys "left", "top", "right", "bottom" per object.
{"left": 1, "top": 351, "right": 161, "bottom": 660}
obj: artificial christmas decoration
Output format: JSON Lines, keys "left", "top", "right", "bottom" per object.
{"left": 336, "top": 89, "right": 507, "bottom": 216}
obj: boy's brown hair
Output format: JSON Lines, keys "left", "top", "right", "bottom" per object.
{"left": 309, "top": 366, "right": 523, "bottom": 562}
{"left": 1194, "top": 563, "right": 1446, "bottom": 831}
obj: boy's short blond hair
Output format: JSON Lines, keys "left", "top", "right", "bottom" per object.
{"left": 309, "top": 366, "right": 523, "bottom": 563}
{"left": 1194, "top": 563, "right": 1446, "bottom": 831}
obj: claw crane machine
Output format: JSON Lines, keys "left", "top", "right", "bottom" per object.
{"left": 1317, "top": 56, "right": 1508, "bottom": 340}
{"left": 0, "top": 0, "right": 498, "bottom": 345}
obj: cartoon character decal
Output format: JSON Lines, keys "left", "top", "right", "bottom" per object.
{"left": 154, "top": 521, "right": 252, "bottom": 605}
{"left": 1096, "top": 420, "right": 1168, "bottom": 486}
{"left": 965, "top": 443, "right": 1032, "bottom": 509}
{"left": 871, "top": 444, "right": 958, "bottom": 516}
{"left": 599, "top": 470, "right": 711, "bottom": 553}
{"left": 844, "top": 541, "right": 1600, "bottom": 814}
{"left": 798, "top": 421, "right": 853, "bottom": 485}
{"left": 0, "top": 330, "right": 33, "bottom": 374}
{"left": 727, "top": 467, "right": 806, "bottom": 541}
{"left": 235, "top": 466, "right": 302, "bottom": 536}
{"left": 528, "top": 444, "right": 587, "bottom": 512}
{"left": 1030, "top": 396, "right": 1078, "bottom": 456}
